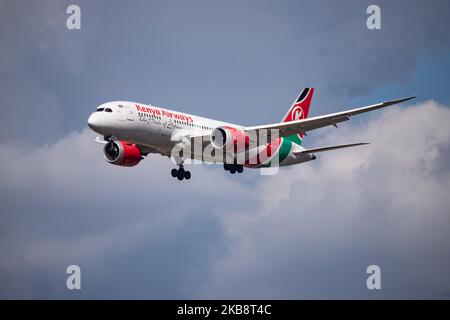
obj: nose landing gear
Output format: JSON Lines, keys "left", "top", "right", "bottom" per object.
{"left": 171, "top": 164, "right": 191, "bottom": 181}
{"left": 224, "top": 163, "right": 244, "bottom": 174}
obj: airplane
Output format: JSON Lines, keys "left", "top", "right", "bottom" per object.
{"left": 87, "top": 88, "right": 415, "bottom": 181}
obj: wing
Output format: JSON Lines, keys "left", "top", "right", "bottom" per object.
{"left": 244, "top": 96, "right": 416, "bottom": 141}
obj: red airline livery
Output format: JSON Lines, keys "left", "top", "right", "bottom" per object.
{"left": 87, "top": 88, "right": 415, "bottom": 181}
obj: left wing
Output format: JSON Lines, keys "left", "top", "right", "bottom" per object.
{"left": 244, "top": 96, "right": 416, "bottom": 141}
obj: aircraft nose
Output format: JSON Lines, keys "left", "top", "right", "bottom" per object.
{"left": 87, "top": 113, "right": 100, "bottom": 131}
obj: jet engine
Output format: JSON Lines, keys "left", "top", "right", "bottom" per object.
{"left": 211, "top": 126, "right": 250, "bottom": 152}
{"left": 103, "top": 140, "right": 143, "bottom": 167}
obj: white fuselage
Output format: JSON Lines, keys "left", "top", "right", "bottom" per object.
{"left": 88, "top": 101, "right": 239, "bottom": 154}
{"left": 87, "top": 101, "right": 312, "bottom": 167}
{"left": 87, "top": 92, "right": 414, "bottom": 175}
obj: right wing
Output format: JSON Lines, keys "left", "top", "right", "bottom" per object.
{"left": 244, "top": 96, "right": 416, "bottom": 142}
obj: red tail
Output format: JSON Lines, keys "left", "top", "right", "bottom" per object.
{"left": 282, "top": 88, "right": 314, "bottom": 122}
{"left": 281, "top": 88, "right": 314, "bottom": 142}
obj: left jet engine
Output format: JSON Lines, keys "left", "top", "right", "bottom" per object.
{"left": 103, "top": 140, "right": 143, "bottom": 167}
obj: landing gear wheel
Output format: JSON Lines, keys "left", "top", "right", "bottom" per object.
{"left": 224, "top": 163, "right": 230, "bottom": 171}
{"left": 171, "top": 162, "right": 190, "bottom": 181}
{"left": 230, "top": 167, "right": 236, "bottom": 174}
{"left": 237, "top": 165, "right": 243, "bottom": 173}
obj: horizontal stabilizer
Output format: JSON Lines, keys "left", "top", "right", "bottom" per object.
{"left": 296, "top": 142, "right": 369, "bottom": 154}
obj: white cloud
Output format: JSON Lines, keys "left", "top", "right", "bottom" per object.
{"left": 0, "top": 128, "right": 252, "bottom": 298}
{"left": 199, "top": 101, "right": 450, "bottom": 298}
{"left": 1, "top": 101, "right": 450, "bottom": 298}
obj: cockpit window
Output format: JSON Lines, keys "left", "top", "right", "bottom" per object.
{"left": 105, "top": 108, "right": 113, "bottom": 112}
{"left": 97, "top": 108, "right": 105, "bottom": 112}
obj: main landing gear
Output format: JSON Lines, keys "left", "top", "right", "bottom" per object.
{"left": 171, "top": 164, "right": 191, "bottom": 181}
{"left": 224, "top": 163, "right": 244, "bottom": 174}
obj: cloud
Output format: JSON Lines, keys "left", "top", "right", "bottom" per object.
{"left": 1, "top": 100, "right": 450, "bottom": 298}
{"left": 0, "top": 0, "right": 89, "bottom": 75}
{"left": 198, "top": 100, "right": 450, "bottom": 299}
{"left": 0, "top": 0, "right": 96, "bottom": 145}
{"left": 0, "top": 128, "right": 254, "bottom": 298}
{"left": 2, "top": 0, "right": 450, "bottom": 299}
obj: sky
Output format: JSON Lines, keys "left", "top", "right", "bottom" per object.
{"left": 1, "top": 0, "right": 450, "bottom": 299}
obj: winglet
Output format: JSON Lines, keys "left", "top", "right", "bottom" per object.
{"left": 387, "top": 95, "right": 416, "bottom": 105}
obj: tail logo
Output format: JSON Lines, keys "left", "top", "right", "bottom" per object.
{"left": 291, "top": 105, "right": 304, "bottom": 121}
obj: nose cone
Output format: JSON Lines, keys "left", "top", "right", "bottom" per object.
{"left": 87, "top": 113, "right": 101, "bottom": 132}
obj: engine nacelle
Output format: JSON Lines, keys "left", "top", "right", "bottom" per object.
{"left": 211, "top": 126, "right": 249, "bottom": 152}
{"left": 103, "top": 140, "right": 143, "bottom": 167}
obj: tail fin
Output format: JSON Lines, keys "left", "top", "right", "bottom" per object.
{"left": 281, "top": 88, "right": 314, "bottom": 144}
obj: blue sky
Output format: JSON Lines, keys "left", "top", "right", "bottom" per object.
{"left": 1, "top": 0, "right": 450, "bottom": 299}
{"left": 351, "top": 52, "right": 450, "bottom": 106}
